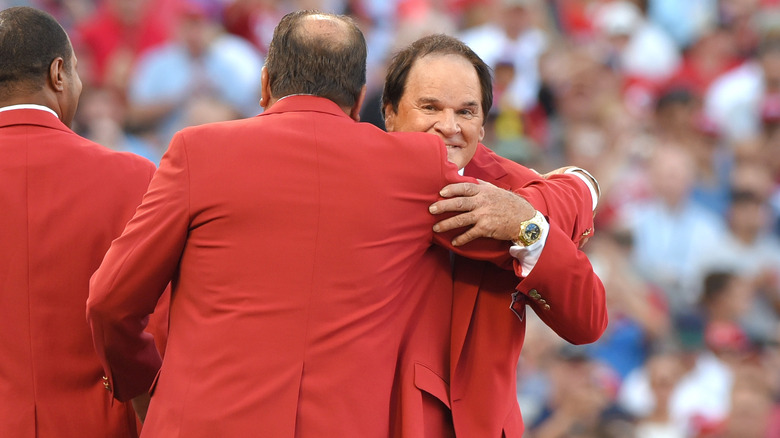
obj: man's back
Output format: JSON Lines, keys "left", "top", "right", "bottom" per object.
{"left": 89, "top": 96, "right": 508, "bottom": 437}
{"left": 0, "top": 108, "right": 155, "bottom": 437}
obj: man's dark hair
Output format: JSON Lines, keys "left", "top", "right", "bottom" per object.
{"left": 0, "top": 7, "right": 72, "bottom": 98}
{"left": 382, "top": 34, "right": 493, "bottom": 125}
{"left": 264, "top": 10, "right": 366, "bottom": 108}
{"left": 700, "top": 270, "right": 735, "bottom": 307}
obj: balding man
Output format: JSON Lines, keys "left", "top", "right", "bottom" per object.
{"left": 0, "top": 6, "right": 157, "bottom": 437}
{"left": 87, "top": 10, "right": 529, "bottom": 437}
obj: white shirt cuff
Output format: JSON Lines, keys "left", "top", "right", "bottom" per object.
{"left": 509, "top": 214, "right": 549, "bottom": 277}
{"left": 564, "top": 167, "right": 599, "bottom": 211}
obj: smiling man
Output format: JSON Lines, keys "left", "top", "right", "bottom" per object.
{"left": 383, "top": 34, "right": 608, "bottom": 437}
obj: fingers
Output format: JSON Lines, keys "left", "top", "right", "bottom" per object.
{"left": 429, "top": 196, "right": 476, "bottom": 215}
{"left": 433, "top": 215, "right": 497, "bottom": 246}
{"left": 431, "top": 182, "right": 537, "bottom": 244}
{"left": 541, "top": 166, "right": 574, "bottom": 179}
{"left": 474, "top": 179, "right": 497, "bottom": 188}
{"left": 438, "top": 182, "right": 481, "bottom": 198}
{"left": 431, "top": 181, "right": 501, "bottom": 214}
{"left": 432, "top": 212, "right": 477, "bottom": 233}
{"left": 450, "top": 227, "right": 482, "bottom": 247}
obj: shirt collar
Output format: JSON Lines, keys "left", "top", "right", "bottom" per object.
{"left": 0, "top": 104, "right": 59, "bottom": 119}
{"left": 276, "top": 93, "right": 315, "bottom": 103}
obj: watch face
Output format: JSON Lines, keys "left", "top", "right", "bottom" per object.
{"left": 524, "top": 223, "right": 541, "bottom": 242}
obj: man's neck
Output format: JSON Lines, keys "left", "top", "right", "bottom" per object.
{"left": 1, "top": 93, "right": 59, "bottom": 117}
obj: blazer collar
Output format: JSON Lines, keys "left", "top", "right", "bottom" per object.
{"left": 463, "top": 143, "right": 509, "bottom": 187}
{"left": 260, "top": 95, "right": 352, "bottom": 119}
{"left": 0, "top": 107, "right": 71, "bottom": 133}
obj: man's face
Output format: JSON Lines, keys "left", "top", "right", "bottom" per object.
{"left": 384, "top": 54, "right": 485, "bottom": 169}
{"left": 59, "top": 50, "right": 83, "bottom": 128}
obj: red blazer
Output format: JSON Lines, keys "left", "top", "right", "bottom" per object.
{"left": 0, "top": 108, "right": 156, "bottom": 438}
{"left": 451, "top": 146, "right": 608, "bottom": 437}
{"left": 86, "top": 96, "right": 518, "bottom": 438}
{"left": 391, "top": 145, "right": 608, "bottom": 438}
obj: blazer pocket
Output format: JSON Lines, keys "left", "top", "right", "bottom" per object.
{"left": 413, "top": 363, "right": 451, "bottom": 409}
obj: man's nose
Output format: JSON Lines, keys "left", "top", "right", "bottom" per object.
{"left": 434, "top": 110, "right": 461, "bottom": 137}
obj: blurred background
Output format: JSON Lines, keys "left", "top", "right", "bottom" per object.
{"left": 3, "top": 0, "right": 779, "bottom": 436}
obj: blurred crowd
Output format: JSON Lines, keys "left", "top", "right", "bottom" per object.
{"left": 3, "top": 0, "right": 780, "bottom": 436}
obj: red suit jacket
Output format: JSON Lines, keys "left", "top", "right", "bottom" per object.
{"left": 0, "top": 108, "right": 156, "bottom": 438}
{"left": 86, "top": 96, "right": 520, "bottom": 438}
{"left": 391, "top": 145, "right": 608, "bottom": 438}
{"left": 451, "top": 146, "right": 607, "bottom": 437}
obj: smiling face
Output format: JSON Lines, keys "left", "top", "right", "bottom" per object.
{"left": 384, "top": 53, "right": 485, "bottom": 169}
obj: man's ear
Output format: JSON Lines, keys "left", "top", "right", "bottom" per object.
{"left": 349, "top": 85, "right": 367, "bottom": 122}
{"left": 383, "top": 103, "right": 396, "bottom": 131}
{"left": 48, "top": 57, "right": 65, "bottom": 92}
{"left": 260, "top": 66, "right": 272, "bottom": 109}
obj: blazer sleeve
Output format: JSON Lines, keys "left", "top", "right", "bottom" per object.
{"left": 87, "top": 132, "right": 191, "bottom": 401}
{"left": 517, "top": 223, "right": 608, "bottom": 344}
{"left": 496, "top": 161, "right": 607, "bottom": 344}
{"left": 514, "top": 173, "right": 594, "bottom": 245}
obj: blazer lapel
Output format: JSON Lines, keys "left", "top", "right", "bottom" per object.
{"left": 451, "top": 144, "right": 510, "bottom": 379}
{"left": 463, "top": 143, "right": 510, "bottom": 189}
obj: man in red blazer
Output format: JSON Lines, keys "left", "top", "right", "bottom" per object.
{"left": 0, "top": 7, "right": 157, "bottom": 438}
{"left": 86, "top": 11, "right": 543, "bottom": 437}
{"left": 382, "top": 35, "right": 608, "bottom": 437}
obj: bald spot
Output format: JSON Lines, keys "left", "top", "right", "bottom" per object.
{"left": 295, "top": 14, "right": 352, "bottom": 51}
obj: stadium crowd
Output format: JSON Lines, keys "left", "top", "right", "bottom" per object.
{"left": 2, "top": 0, "right": 780, "bottom": 436}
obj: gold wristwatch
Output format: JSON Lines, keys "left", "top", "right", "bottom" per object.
{"left": 514, "top": 210, "right": 544, "bottom": 246}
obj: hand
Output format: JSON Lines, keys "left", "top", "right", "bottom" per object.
{"left": 131, "top": 392, "right": 151, "bottom": 423}
{"left": 429, "top": 181, "right": 536, "bottom": 246}
{"left": 539, "top": 166, "right": 572, "bottom": 178}
{"left": 543, "top": 166, "right": 601, "bottom": 201}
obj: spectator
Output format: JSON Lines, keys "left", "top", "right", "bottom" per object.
{"left": 652, "top": 87, "right": 733, "bottom": 215}
{"left": 592, "top": 0, "right": 681, "bottom": 83}
{"left": 74, "top": 0, "right": 176, "bottom": 91}
{"left": 693, "top": 164, "right": 780, "bottom": 343}
{"left": 586, "top": 227, "right": 671, "bottom": 380}
{"left": 634, "top": 351, "right": 687, "bottom": 438}
{"left": 74, "top": 86, "right": 161, "bottom": 162}
{"left": 647, "top": 0, "right": 718, "bottom": 49}
{"left": 125, "top": 0, "right": 264, "bottom": 150}
{"left": 619, "top": 315, "right": 734, "bottom": 437}
{"left": 527, "top": 345, "right": 626, "bottom": 438}
{"left": 705, "top": 34, "right": 780, "bottom": 142}
{"left": 461, "top": 0, "right": 547, "bottom": 112}
{"left": 700, "top": 361, "right": 780, "bottom": 437}
{"left": 619, "top": 143, "right": 727, "bottom": 315}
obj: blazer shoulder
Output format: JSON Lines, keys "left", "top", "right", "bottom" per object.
{"left": 382, "top": 130, "right": 446, "bottom": 157}
{"left": 66, "top": 132, "right": 157, "bottom": 180}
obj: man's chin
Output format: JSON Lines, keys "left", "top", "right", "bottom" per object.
{"left": 446, "top": 150, "right": 467, "bottom": 170}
